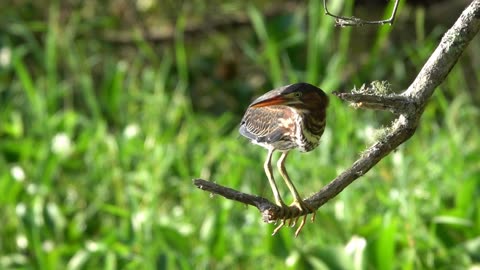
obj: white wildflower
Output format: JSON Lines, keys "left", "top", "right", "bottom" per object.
{"left": 345, "top": 235, "right": 367, "bottom": 255}
{"left": 10, "top": 165, "right": 25, "bottom": 182}
{"left": 16, "top": 235, "right": 28, "bottom": 249}
{"left": 285, "top": 252, "right": 300, "bottom": 267}
{"left": 51, "top": 133, "right": 73, "bottom": 157}
{"left": 86, "top": 240, "right": 101, "bottom": 252}
{"left": 26, "top": 183, "right": 37, "bottom": 195}
{"left": 16, "top": 203, "right": 27, "bottom": 217}
{"left": 42, "top": 240, "right": 54, "bottom": 252}
{"left": 132, "top": 210, "right": 147, "bottom": 231}
{"left": 136, "top": 0, "right": 154, "bottom": 11}
{"left": 0, "top": 47, "right": 11, "bottom": 67}
{"left": 123, "top": 123, "right": 140, "bottom": 139}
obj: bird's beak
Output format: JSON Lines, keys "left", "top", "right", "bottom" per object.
{"left": 251, "top": 95, "right": 289, "bottom": 108}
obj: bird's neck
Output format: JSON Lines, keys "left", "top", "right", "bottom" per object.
{"left": 293, "top": 108, "right": 326, "bottom": 152}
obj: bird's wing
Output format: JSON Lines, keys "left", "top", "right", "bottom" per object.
{"left": 239, "top": 106, "right": 294, "bottom": 144}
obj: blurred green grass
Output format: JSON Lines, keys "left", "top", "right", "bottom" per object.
{"left": 1, "top": 1, "right": 480, "bottom": 269}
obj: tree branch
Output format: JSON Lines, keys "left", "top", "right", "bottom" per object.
{"left": 323, "top": 0, "right": 400, "bottom": 27}
{"left": 333, "top": 81, "right": 409, "bottom": 113}
{"left": 194, "top": 0, "right": 480, "bottom": 233}
{"left": 194, "top": 179, "right": 282, "bottom": 223}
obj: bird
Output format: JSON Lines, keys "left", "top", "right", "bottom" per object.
{"left": 239, "top": 82, "right": 329, "bottom": 236}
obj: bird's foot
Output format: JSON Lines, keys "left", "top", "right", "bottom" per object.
{"left": 271, "top": 200, "right": 316, "bottom": 237}
{"left": 289, "top": 200, "right": 316, "bottom": 237}
{"left": 271, "top": 201, "right": 292, "bottom": 235}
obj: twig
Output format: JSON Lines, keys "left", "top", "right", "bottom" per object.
{"left": 194, "top": 0, "right": 480, "bottom": 232}
{"left": 333, "top": 92, "right": 409, "bottom": 113}
{"left": 194, "top": 179, "right": 271, "bottom": 210}
{"left": 193, "top": 179, "right": 282, "bottom": 222}
{"left": 332, "top": 81, "right": 410, "bottom": 113}
{"left": 323, "top": 0, "right": 400, "bottom": 27}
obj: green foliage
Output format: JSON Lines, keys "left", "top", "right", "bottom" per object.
{"left": 1, "top": 1, "right": 479, "bottom": 269}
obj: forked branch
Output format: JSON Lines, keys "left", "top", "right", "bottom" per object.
{"left": 323, "top": 0, "right": 400, "bottom": 27}
{"left": 194, "top": 0, "right": 480, "bottom": 230}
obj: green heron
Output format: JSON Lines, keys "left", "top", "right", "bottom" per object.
{"left": 239, "top": 82, "right": 329, "bottom": 236}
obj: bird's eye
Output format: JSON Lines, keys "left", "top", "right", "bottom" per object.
{"left": 294, "top": 92, "right": 302, "bottom": 98}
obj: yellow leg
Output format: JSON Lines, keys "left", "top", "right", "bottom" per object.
{"left": 277, "top": 151, "right": 316, "bottom": 237}
{"left": 264, "top": 149, "right": 292, "bottom": 235}
{"left": 264, "top": 148, "right": 285, "bottom": 207}
{"left": 277, "top": 151, "right": 302, "bottom": 201}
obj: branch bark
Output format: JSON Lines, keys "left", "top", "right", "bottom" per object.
{"left": 194, "top": 0, "right": 480, "bottom": 228}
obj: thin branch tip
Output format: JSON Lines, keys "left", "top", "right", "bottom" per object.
{"left": 333, "top": 86, "right": 410, "bottom": 113}
{"left": 323, "top": 0, "right": 400, "bottom": 27}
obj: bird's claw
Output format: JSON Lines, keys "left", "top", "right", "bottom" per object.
{"left": 271, "top": 200, "right": 316, "bottom": 237}
{"left": 289, "top": 216, "right": 299, "bottom": 227}
{"left": 290, "top": 200, "right": 316, "bottom": 223}
{"left": 272, "top": 219, "right": 286, "bottom": 235}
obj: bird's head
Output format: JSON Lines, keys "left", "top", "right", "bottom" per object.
{"left": 250, "top": 83, "right": 329, "bottom": 111}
